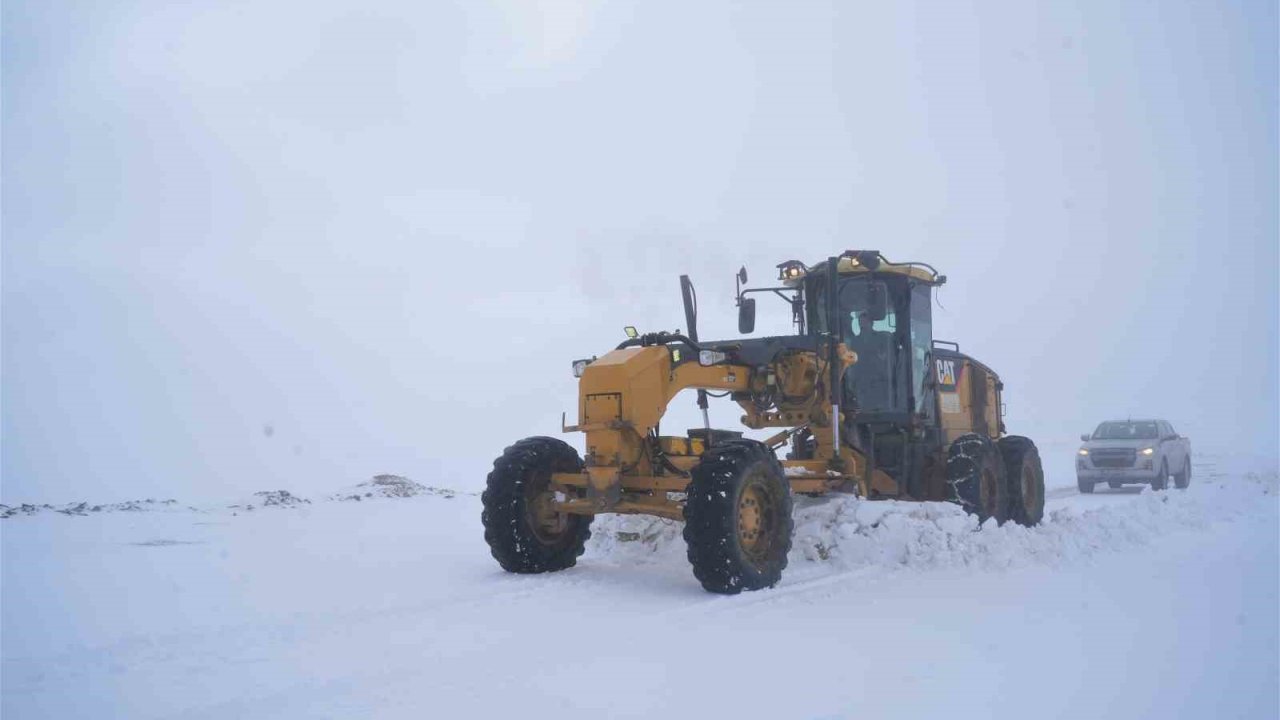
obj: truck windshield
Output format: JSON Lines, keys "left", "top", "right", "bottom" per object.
{"left": 1093, "top": 421, "right": 1159, "bottom": 440}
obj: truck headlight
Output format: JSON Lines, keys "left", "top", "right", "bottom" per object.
{"left": 572, "top": 359, "right": 591, "bottom": 378}
{"left": 1140, "top": 447, "right": 1154, "bottom": 456}
{"left": 699, "top": 350, "right": 728, "bottom": 366}
{"left": 1078, "top": 449, "right": 1089, "bottom": 456}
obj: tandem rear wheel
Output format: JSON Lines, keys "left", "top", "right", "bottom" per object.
{"left": 949, "top": 433, "right": 1045, "bottom": 527}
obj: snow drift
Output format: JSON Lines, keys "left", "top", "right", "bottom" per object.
{"left": 587, "top": 471, "right": 1278, "bottom": 573}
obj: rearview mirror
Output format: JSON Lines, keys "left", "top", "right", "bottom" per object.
{"left": 867, "top": 285, "right": 887, "bottom": 321}
{"left": 1080, "top": 434, "right": 1090, "bottom": 442}
{"left": 738, "top": 298, "right": 756, "bottom": 334}
{"left": 737, "top": 267, "right": 748, "bottom": 284}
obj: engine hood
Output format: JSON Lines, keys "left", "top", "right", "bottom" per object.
{"left": 1082, "top": 439, "right": 1158, "bottom": 450}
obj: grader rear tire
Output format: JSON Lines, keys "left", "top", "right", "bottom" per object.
{"left": 998, "top": 436, "right": 1045, "bottom": 527}
{"left": 683, "top": 440, "right": 793, "bottom": 594}
{"left": 481, "top": 437, "right": 592, "bottom": 574}
{"left": 948, "top": 434, "right": 1009, "bottom": 525}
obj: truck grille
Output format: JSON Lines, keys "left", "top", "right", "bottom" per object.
{"left": 1091, "top": 448, "right": 1135, "bottom": 468}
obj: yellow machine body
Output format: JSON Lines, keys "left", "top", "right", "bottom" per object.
{"left": 551, "top": 342, "right": 914, "bottom": 521}
{"left": 482, "top": 251, "right": 1044, "bottom": 594}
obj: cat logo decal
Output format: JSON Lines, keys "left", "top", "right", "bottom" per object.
{"left": 936, "top": 359, "right": 958, "bottom": 390}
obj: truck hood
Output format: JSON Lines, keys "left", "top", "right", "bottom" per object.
{"left": 1082, "top": 439, "right": 1158, "bottom": 450}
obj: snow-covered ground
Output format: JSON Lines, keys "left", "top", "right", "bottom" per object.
{"left": 3, "top": 462, "right": 1276, "bottom": 719}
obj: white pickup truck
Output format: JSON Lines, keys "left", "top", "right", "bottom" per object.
{"left": 1076, "top": 419, "right": 1192, "bottom": 493}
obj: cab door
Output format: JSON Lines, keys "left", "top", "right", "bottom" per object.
{"left": 908, "top": 283, "right": 935, "bottom": 427}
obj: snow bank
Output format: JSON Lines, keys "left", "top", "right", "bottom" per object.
{"left": 0, "top": 498, "right": 197, "bottom": 518}
{"left": 587, "top": 471, "right": 1278, "bottom": 573}
{"left": 1, "top": 474, "right": 467, "bottom": 518}
{"left": 585, "top": 513, "right": 689, "bottom": 564}
{"left": 226, "top": 490, "right": 313, "bottom": 511}
{"left": 329, "top": 474, "right": 460, "bottom": 502}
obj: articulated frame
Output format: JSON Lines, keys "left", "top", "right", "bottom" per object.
{"left": 549, "top": 344, "right": 899, "bottom": 521}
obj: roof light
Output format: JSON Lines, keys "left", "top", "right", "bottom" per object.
{"left": 776, "top": 260, "right": 806, "bottom": 281}
{"left": 841, "top": 250, "right": 882, "bottom": 270}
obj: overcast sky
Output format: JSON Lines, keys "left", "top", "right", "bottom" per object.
{"left": 3, "top": 1, "right": 1276, "bottom": 503}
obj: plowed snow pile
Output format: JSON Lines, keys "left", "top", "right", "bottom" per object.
{"left": 587, "top": 471, "right": 1278, "bottom": 573}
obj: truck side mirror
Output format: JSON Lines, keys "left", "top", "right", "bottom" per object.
{"left": 738, "top": 298, "right": 756, "bottom": 334}
{"left": 1080, "top": 434, "right": 1090, "bottom": 442}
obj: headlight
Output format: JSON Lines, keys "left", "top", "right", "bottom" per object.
{"left": 571, "top": 359, "right": 590, "bottom": 378}
{"left": 699, "top": 350, "right": 727, "bottom": 366}
{"left": 1078, "top": 449, "right": 1089, "bottom": 456}
{"left": 1140, "top": 447, "right": 1155, "bottom": 456}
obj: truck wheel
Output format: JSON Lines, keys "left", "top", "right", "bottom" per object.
{"left": 684, "top": 440, "right": 793, "bottom": 594}
{"left": 998, "top": 436, "right": 1044, "bottom": 526}
{"left": 948, "top": 434, "right": 1009, "bottom": 524}
{"left": 482, "top": 437, "right": 592, "bottom": 574}
{"left": 1175, "top": 457, "right": 1191, "bottom": 489}
{"left": 1151, "top": 460, "right": 1169, "bottom": 491}
{"left": 1077, "top": 478, "right": 1095, "bottom": 494}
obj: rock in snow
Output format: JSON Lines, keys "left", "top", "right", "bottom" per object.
{"left": 329, "top": 474, "right": 459, "bottom": 502}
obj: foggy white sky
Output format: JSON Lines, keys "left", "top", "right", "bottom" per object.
{"left": 3, "top": 1, "right": 1277, "bottom": 503}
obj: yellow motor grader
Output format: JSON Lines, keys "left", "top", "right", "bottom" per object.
{"left": 482, "top": 251, "right": 1045, "bottom": 593}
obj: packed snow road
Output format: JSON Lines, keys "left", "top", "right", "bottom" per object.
{"left": 3, "top": 461, "right": 1276, "bottom": 719}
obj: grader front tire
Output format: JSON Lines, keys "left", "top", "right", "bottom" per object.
{"left": 683, "top": 440, "right": 794, "bottom": 594}
{"left": 481, "top": 437, "right": 592, "bottom": 574}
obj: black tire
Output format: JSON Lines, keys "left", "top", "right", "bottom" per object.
{"left": 998, "top": 436, "right": 1044, "bottom": 527}
{"left": 683, "top": 440, "right": 794, "bottom": 594}
{"left": 948, "top": 434, "right": 1009, "bottom": 524}
{"left": 481, "top": 437, "right": 592, "bottom": 574}
{"left": 1175, "top": 456, "right": 1191, "bottom": 489}
{"left": 1078, "top": 477, "right": 1095, "bottom": 494}
{"left": 1108, "top": 481, "right": 1122, "bottom": 490}
{"left": 1151, "top": 460, "right": 1169, "bottom": 491}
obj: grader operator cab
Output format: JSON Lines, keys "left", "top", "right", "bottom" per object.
{"left": 482, "top": 251, "right": 1045, "bottom": 594}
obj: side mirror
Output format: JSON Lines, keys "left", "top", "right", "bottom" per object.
{"left": 738, "top": 267, "right": 748, "bottom": 284}
{"left": 1080, "top": 434, "right": 1090, "bottom": 442}
{"left": 738, "top": 298, "right": 756, "bottom": 334}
